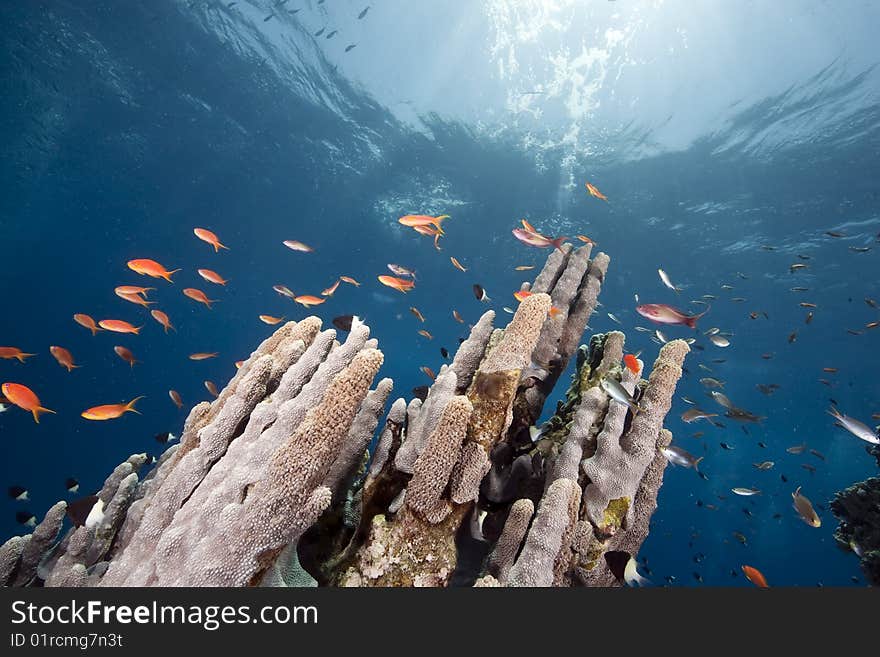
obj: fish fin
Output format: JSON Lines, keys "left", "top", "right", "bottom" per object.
{"left": 125, "top": 396, "right": 145, "bottom": 414}
{"left": 686, "top": 305, "right": 711, "bottom": 329}
{"left": 33, "top": 406, "right": 56, "bottom": 423}
{"left": 134, "top": 326, "right": 143, "bottom": 335}
{"left": 163, "top": 269, "right": 182, "bottom": 283}
{"left": 16, "top": 353, "right": 37, "bottom": 362}
{"left": 551, "top": 237, "right": 568, "bottom": 253}
{"left": 694, "top": 456, "right": 704, "bottom": 472}
{"left": 217, "top": 242, "right": 230, "bottom": 252}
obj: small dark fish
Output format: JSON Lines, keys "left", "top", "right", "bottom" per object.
{"left": 801, "top": 463, "right": 817, "bottom": 474}
{"left": 825, "top": 231, "right": 845, "bottom": 238}
{"left": 847, "top": 328, "right": 865, "bottom": 336}
{"left": 790, "top": 287, "right": 810, "bottom": 292}
{"left": 473, "top": 284, "right": 490, "bottom": 302}
{"left": 849, "top": 246, "right": 871, "bottom": 253}
{"left": 65, "top": 477, "right": 80, "bottom": 493}
{"left": 866, "top": 298, "right": 878, "bottom": 309}
{"left": 411, "top": 385, "right": 429, "bottom": 402}
{"left": 789, "top": 263, "right": 809, "bottom": 273}
{"left": 720, "top": 442, "right": 735, "bottom": 450}
{"left": 66, "top": 495, "right": 99, "bottom": 528}
{"left": 263, "top": 13, "right": 275, "bottom": 22}
{"left": 761, "top": 353, "right": 774, "bottom": 359}
{"left": 758, "top": 441, "right": 767, "bottom": 448}
{"left": 805, "top": 312, "right": 813, "bottom": 325}
{"left": 756, "top": 383, "right": 780, "bottom": 395}
{"left": 788, "top": 331, "right": 797, "bottom": 343}
{"left": 358, "top": 6, "right": 370, "bottom": 19}
{"left": 332, "top": 315, "right": 357, "bottom": 332}
{"left": 16, "top": 511, "right": 36, "bottom": 527}
{"left": 345, "top": 44, "right": 357, "bottom": 52}
{"left": 773, "top": 513, "right": 782, "bottom": 519}
{"left": 227, "top": 2, "right": 237, "bottom": 7}
{"left": 440, "top": 347, "right": 449, "bottom": 359}
{"left": 326, "top": 30, "right": 338, "bottom": 39}
{"left": 742, "top": 508, "right": 753, "bottom": 518}
{"left": 314, "top": 28, "right": 325, "bottom": 37}
{"left": 154, "top": 432, "right": 177, "bottom": 445}
{"left": 8, "top": 485, "right": 28, "bottom": 501}
{"left": 781, "top": 474, "right": 788, "bottom": 483}
{"left": 693, "top": 572, "right": 703, "bottom": 583}
{"left": 698, "top": 471, "right": 710, "bottom": 481}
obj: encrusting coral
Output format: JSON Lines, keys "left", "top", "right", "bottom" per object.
{"left": 4, "top": 245, "right": 689, "bottom": 588}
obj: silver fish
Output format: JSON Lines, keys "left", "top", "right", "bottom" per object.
{"left": 710, "top": 391, "right": 735, "bottom": 410}
{"left": 828, "top": 406, "right": 879, "bottom": 444}
{"left": 658, "top": 268, "right": 681, "bottom": 293}
{"left": 503, "top": 307, "right": 515, "bottom": 314}
{"left": 600, "top": 376, "right": 641, "bottom": 415}
{"left": 731, "top": 487, "right": 762, "bottom": 496}
{"left": 699, "top": 377, "right": 725, "bottom": 389}
{"left": 660, "top": 445, "right": 704, "bottom": 471}
{"left": 753, "top": 461, "right": 775, "bottom": 470}
{"left": 709, "top": 335, "right": 730, "bottom": 348}
{"left": 654, "top": 329, "right": 668, "bottom": 344}
{"left": 705, "top": 327, "right": 721, "bottom": 336}
{"left": 607, "top": 313, "right": 622, "bottom": 325}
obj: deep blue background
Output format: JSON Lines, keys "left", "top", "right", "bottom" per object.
{"left": 1, "top": 1, "right": 878, "bottom": 586}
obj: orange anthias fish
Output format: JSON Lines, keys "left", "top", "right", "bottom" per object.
{"left": 511, "top": 228, "right": 567, "bottom": 252}
{"left": 81, "top": 396, "right": 144, "bottom": 421}
{"left": 623, "top": 354, "right": 641, "bottom": 376}
{"left": 283, "top": 240, "right": 314, "bottom": 253}
{"left": 150, "top": 310, "right": 175, "bottom": 333}
{"left": 418, "top": 330, "right": 433, "bottom": 340}
{"left": 321, "top": 280, "right": 340, "bottom": 297}
{"left": 204, "top": 380, "right": 219, "bottom": 398}
{"left": 0, "top": 347, "right": 37, "bottom": 363}
{"left": 50, "top": 346, "right": 81, "bottom": 372}
{"left": 198, "top": 269, "right": 229, "bottom": 285}
{"left": 450, "top": 257, "right": 467, "bottom": 272}
{"left": 189, "top": 352, "right": 219, "bottom": 361}
{"left": 339, "top": 276, "right": 361, "bottom": 287}
{"left": 741, "top": 565, "right": 769, "bottom": 588}
{"left": 114, "top": 345, "right": 140, "bottom": 368}
{"left": 194, "top": 228, "right": 229, "bottom": 252}
{"left": 169, "top": 389, "right": 183, "bottom": 409}
{"left": 183, "top": 288, "right": 218, "bottom": 309}
{"left": 453, "top": 310, "right": 464, "bottom": 323}
{"left": 73, "top": 314, "right": 103, "bottom": 336}
{"left": 412, "top": 225, "right": 443, "bottom": 250}
{"left": 378, "top": 275, "right": 416, "bottom": 293}
{"left": 410, "top": 307, "right": 426, "bottom": 322}
{"left": 115, "top": 289, "right": 154, "bottom": 308}
{"left": 234, "top": 360, "right": 244, "bottom": 369}
{"left": 294, "top": 295, "right": 326, "bottom": 308}
{"left": 1, "top": 383, "right": 55, "bottom": 423}
{"left": 420, "top": 366, "right": 436, "bottom": 381}
{"left": 577, "top": 235, "right": 597, "bottom": 245}
{"left": 98, "top": 319, "right": 141, "bottom": 335}
{"left": 585, "top": 182, "right": 608, "bottom": 201}
{"left": 515, "top": 265, "right": 535, "bottom": 271}
{"left": 127, "top": 259, "right": 180, "bottom": 283}
{"left": 399, "top": 214, "right": 449, "bottom": 234}
{"left": 115, "top": 285, "right": 155, "bottom": 297}
{"left": 259, "top": 314, "right": 285, "bottom": 325}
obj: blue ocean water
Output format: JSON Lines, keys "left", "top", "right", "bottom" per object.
{"left": 1, "top": 0, "right": 878, "bottom": 586}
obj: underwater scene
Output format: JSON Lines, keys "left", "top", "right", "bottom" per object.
{"left": 1, "top": 0, "right": 879, "bottom": 588}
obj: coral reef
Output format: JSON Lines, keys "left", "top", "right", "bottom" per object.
{"left": 831, "top": 473, "right": 880, "bottom": 586}
{"left": 4, "top": 245, "right": 689, "bottom": 588}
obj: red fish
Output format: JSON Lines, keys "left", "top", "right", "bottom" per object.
{"left": 150, "top": 310, "right": 175, "bottom": 333}
{"left": 0, "top": 347, "right": 36, "bottom": 363}
{"left": 197, "top": 269, "right": 228, "bottom": 285}
{"left": 81, "top": 396, "right": 144, "bottom": 421}
{"left": 50, "top": 346, "right": 81, "bottom": 372}
{"left": 623, "top": 354, "right": 641, "bottom": 376}
{"left": 73, "top": 314, "right": 102, "bottom": 335}
{"left": 585, "top": 182, "right": 608, "bottom": 201}
{"left": 293, "top": 295, "right": 325, "bottom": 308}
{"left": 98, "top": 319, "right": 141, "bottom": 335}
{"left": 2, "top": 383, "right": 55, "bottom": 422}
{"left": 378, "top": 275, "right": 416, "bottom": 293}
{"left": 512, "top": 228, "right": 567, "bottom": 252}
{"left": 183, "top": 288, "right": 218, "bottom": 309}
{"left": 194, "top": 228, "right": 229, "bottom": 252}
{"left": 114, "top": 345, "right": 140, "bottom": 368}
{"left": 127, "top": 259, "right": 180, "bottom": 283}
{"left": 399, "top": 214, "right": 449, "bottom": 234}
{"left": 741, "top": 565, "right": 769, "bottom": 588}
{"left": 635, "top": 304, "right": 708, "bottom": 329}
{"left": 169, "top": 389, "right": 183, "bottom": 409}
